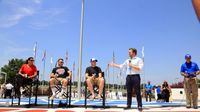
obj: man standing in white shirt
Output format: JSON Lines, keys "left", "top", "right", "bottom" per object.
{"left": 5, "top": 82, "right": 13, "bottom": 98}
{"left": 109, "top": 48, "right": 143, "bottom": 111}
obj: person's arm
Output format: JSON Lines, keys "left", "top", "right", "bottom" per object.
{"left": 85, "top": 67, "right": 91, "bottom": 79}
{"left": 68, "top": 70, "right": 72, "bottom": 80}
{"left": 180, "top": 65, "right": 188, "bottom": 77}
{"left": 192, "top": 0, "right": 200, "bottom": 22}
{"left": 98, "top": 67, "right": 103, "bottom": 78}
{"left": 109, "top": 60, "right": 126, "bottom": 69}
{"left": 196, "top": 70, "right": 200, "bottom": 75}
{"left": 169, "top": 86, "right": 172, "bottom": 93}
{"left": 180, "top": 72, "right": 188, "bottom": 77}
{"left": 98, "top": 72, "right": 102, "bottom": 78}
{"left": 50, "top": 73, "right": 56, "bottom": 78}
{"left": 29, "top": 71, "right": 37, "bottom": 79}
{"left": 18, "top": 64, "right": 26, "bottom": 77}
{"left": 85, "top": 73, "right": 89, "bottom": 79}
{"left": 50, "top": 68, "right": 56, "bottom": 78}
{"left": 110, "top": 63, "right": 121, "bottom": 68}
{"left": 195, "top": 64, "right": 200, "bottom": 76}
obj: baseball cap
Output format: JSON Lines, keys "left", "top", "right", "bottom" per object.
{"left": 185, "top": 54, "right": 191, "bottom": 59}
{"left": 90, "top": 58, "right": 98, "bottom": 62}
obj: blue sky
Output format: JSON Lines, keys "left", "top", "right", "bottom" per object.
{"left": 0, "top": 0, "right": 199, "bottom": 85}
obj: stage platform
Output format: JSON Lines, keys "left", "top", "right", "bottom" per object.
{"left": 0, "top": 97, "right": 200, "bottom": 112}
{"left": 0, "top": 97, "right": 186, "bottom": 108}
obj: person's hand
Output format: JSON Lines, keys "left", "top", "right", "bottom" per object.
{"left": 92, "top": 74, "right": 96, "bottom": 79}
{"left": 184, "top": 73, "right": 189, "bottom": 77}
{"left": 128, "top": 63, "right": 133, "bottom": 68}
{"left": 50, "top": 74, "right": 56, "bottom": 78}
{"left": 188, "top": 72, "right": 195, "bottom": 77}
{"left": 23, "top": 74, "right": 28, "bottom": 78}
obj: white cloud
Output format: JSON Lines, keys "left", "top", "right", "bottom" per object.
{"left": 0, "top": 0, "right": 42, "bottom": 28}
{"left": 0, "top": 0, "right": 68, "bottom": 30}
{"left": 30, "top": 8, "right": 68, "bottom": 30}
{"left": 33, "top": 0, "right": 42, "bottom": 4}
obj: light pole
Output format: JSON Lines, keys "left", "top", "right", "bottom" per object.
{"left": 0, "top": 70, "right": 7, "bottom": 84}
{"left": 78, "top": 0, "right": 85, "bottom": 99}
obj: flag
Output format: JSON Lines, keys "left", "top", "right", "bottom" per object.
{"left": 73, "top": 61, "right": 75, "bottom": 71}
{"left": 33, "top": 42, "right": 37, "bottom": 59}
{"left": 112, "top": 51, "right": 115, "bottom": 63}
{"left": 42, "top": 50, "right": 46, "bottom": 62}
{"left": 66, "top": 50, "right": 68, "bottom": 65}
{"left": 50, "top": 57, "right": 53, "bottom": 64}
{"left": 192, "top": 0, "right": 200, "bottom": 22}
{"left": 142, "top": 46, "right": 144, "bottom": 58}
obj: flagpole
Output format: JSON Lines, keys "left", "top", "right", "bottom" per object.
{"left": 142, "top": 46, "right": 145, "bottom": 93}
{"left": 33, "top": 42, "right": 37, "bottom": 64}
{"left": 112, "top": 51, "right": 115, "bottom": 92}
{"left": 66, "top": 50, "right": 68, "bottom": 66}
{"left": 50, "top": 57, "right": 53, "bottom": 70}
{"left": 42, "top": 50, "right": 46, "bottom": 95}
{"left": 78, "top": 0, "right": 85, "bottom": 100}
{"left": 73, "top": 61, "right": 75, "bottom": 87}
{"left": 42, "top": 59, "right": 45, "bottom": 95}
{"left": 108, "top": 65, "right": 110, "bottom": 92}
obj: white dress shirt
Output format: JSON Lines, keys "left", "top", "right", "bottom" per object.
{"left": 5, "top": 83, "right": 13, "bottom": 90}
{"left": 120, "top": 56, "right": 143, "bottom": 75}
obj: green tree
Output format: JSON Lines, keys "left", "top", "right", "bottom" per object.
{"left": 1, "top": 58, "right": 25, "bottom": 84}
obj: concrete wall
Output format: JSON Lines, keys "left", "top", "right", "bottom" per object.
{"left": 171, "top": 88, "right": 200, "bottom": 100}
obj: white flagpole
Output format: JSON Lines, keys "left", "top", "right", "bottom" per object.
{"left": 50, "top": 57, "right": 53, "bottom": 70}
{"left": 42, "top": 50, "right": 46, "bottom": 95}
{"left": 112, "top": 51, "right": 115, "bottom": 91}
{"left": 78, "top": 0, "right": 85, "bottom": 100}
{"left": 66, "top": 50, "right": 68, "bottom": 66}
{"left": 142, "top": 46, "right": 145, "bottom": 90}
{"left": 33, "top": 42, "right": 37, "bottom": 62}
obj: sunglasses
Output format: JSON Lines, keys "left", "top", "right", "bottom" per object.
{"left": 29, "top": 60, "right": 34, "bottom": 61}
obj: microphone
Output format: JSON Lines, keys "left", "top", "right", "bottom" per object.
{"left": 129, "top": 60, "right": 131, "bottom": 73}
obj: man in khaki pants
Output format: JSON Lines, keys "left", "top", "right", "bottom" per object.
{"left": 180, "top": 54, "right": 200, "bottom": 109}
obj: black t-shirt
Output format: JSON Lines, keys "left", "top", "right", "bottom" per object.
{"left": 85, "top": 66, "right": 102, "bottom": 78}
{"left": 52, "top": 66, "right": 69, "bottom": 78}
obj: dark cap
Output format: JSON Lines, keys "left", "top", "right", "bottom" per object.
{"left": 90, "top": 58, "right": 98, "bottom": 62}
{"left": 185, "top": 54, "right": 191, "bottom": 59}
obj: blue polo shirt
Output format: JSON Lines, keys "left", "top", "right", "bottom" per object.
{"left": 145, "top": 84, "right": 153, "bottom": 93}
{"left": 180, "top": 62, "right": 199, "bottom": 76}
{"left": 156, "top": 86, "right": 161, "bottom": 94}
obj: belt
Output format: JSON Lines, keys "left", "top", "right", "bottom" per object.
{"left": 127, "top": 74, "right": 139, "bottom": 76}
{"left": 184, "top": 76, "right": 196, "bottom": 78}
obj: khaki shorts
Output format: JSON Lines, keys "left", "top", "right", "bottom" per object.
{"left": 56, "top": 77, "right": 69, "bottom": 84}
{"left": 87, "top": 77, "right": 100, "bottom": 86}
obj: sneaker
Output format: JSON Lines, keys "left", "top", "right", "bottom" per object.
{"left": 59, "top": 95, "right": 66, "bottom": 99}
{"left": 124, "top": 105, "right": 131, "bottom": 110}
{"left": 186, "top": 105, "right": 191, "bottom": 108}
{"left": 138, "top": 106, "right": 143, "bottom": 111}
{"left": 97, "top": 95, "right": 103, "bottom": 100}
{"left": 50, "top": 95, "right": 55, "bottom": 100}
{"left": 193, "top": 106, "right": 198, "bottom": 109}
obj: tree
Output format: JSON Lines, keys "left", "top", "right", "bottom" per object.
{"left": 1, "top": 58, "right": 25, "bottom": 84}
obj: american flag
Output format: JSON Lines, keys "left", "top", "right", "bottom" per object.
{"left": 42, "top": 50, "right": 46, "bottom": 62}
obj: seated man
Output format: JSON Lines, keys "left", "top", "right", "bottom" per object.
{"left": 85, "top": 58, "right": 104, "bottom": 100}
{"left": 49, "top": 58, "right": 72, "bottom": 100}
